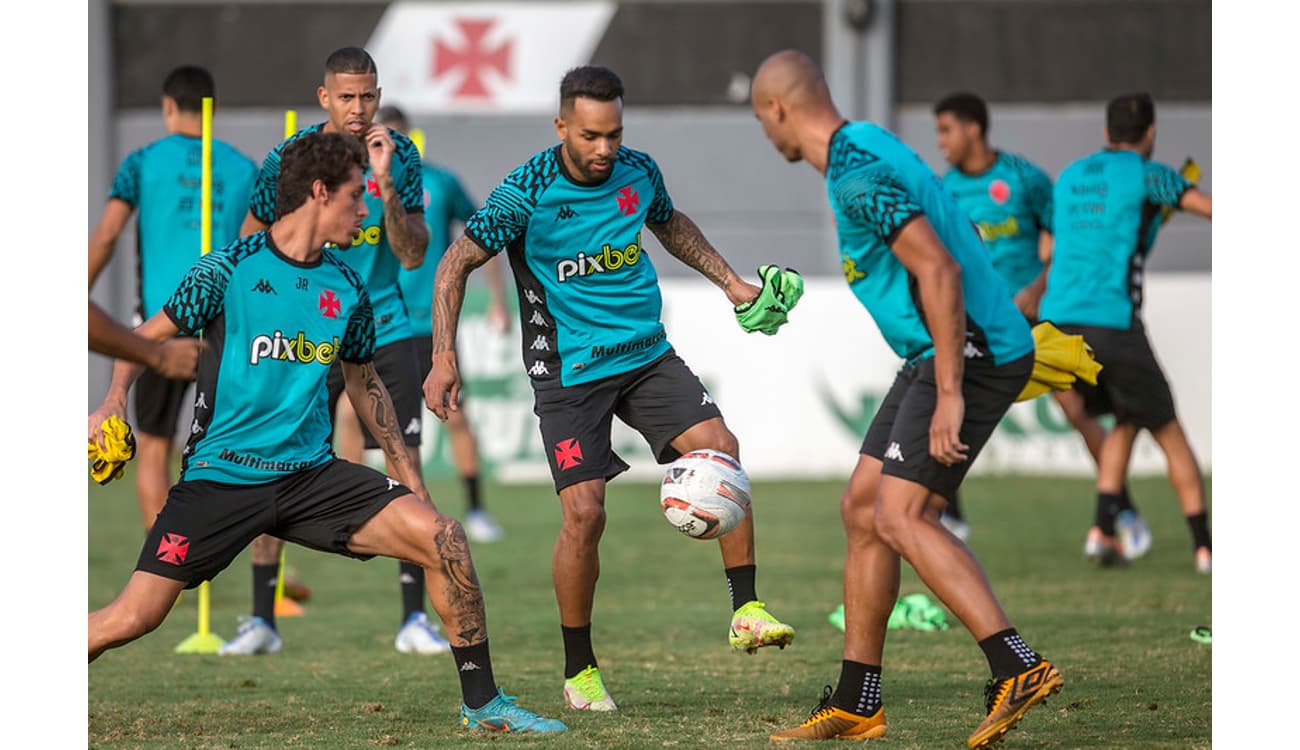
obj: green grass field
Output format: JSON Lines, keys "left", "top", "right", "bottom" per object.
{"left": 89, "top": 472, "right": 1210, "bottom": 749}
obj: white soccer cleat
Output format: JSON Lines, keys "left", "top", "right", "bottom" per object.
{"left": 218, "top": 616, "right": 282, "bottom": 656}
{"left": 940, "top": 511, "right": 971, "bottom": 542}
{"left": 465, "top": 509, "right": 505, "bottom": 543}
{"left": 1195, "top": 547, "right": 1212, "bottom": 575}
{"left": 395, "top": 612, "right": 451, "bottom": 654}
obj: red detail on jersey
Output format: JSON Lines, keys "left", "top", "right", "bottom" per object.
{"left": 989, "top": 179, "right": 1011, "bottom": 205}
{"left": 617, "top": 186, "right": 640, "bottom": 216}
{"left": 432, "top": 19, "right": 512, "bottom": 99}
{"left": 156, "top": 533, "right": 189, "bottom": 565}
{"left": 554, "top": 438, "right": 584, "bottom": 471}
{"left": 366, "top": 175, "right": 382, "bottom": 198}
{"left": 319, "top": 290, "right": 342, "bottom": 319}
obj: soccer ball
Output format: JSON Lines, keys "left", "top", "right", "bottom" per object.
{"left": 660, "top": 449, "right": 752, "bottom": 540}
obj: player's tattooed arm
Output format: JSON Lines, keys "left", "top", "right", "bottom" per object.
{"left": 381, "top": 189, "right": 430, "bottom": 270}
{"left": 648, "top": 210, "right": 754, "bottom": 306}
{"left": 431, "top": 236, "right": 493, "bottom": 356}
{"left": 432, "top": 521, "right": 488, "bottom": 645}
{"left": 343, "top": 361, "right": 426, "bottom": 494}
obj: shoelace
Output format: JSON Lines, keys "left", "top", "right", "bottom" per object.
{"left": 982, "top": 677, "right": 1009, "bottom": 714}
{"left": 801, "top": 685, "right": 836, "bottom": 726}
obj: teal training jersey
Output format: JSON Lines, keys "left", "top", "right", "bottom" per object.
{"left": 464, "top": 145, "right": 675, "bottom": 387}
{"left": 164, "top": 232, "right": 376, "bottom": 485}
{"left": 109, "top": 133, "right": 258, "bottom": 319}
{"left": 942, "top": 151, "right": 1053, "bottom": 294}
{"left": 826, "top": 122, "right": 1033, "bottom": 365}
{"left": 398, "top": 163, "right": 476, "bottom": 336}
{"left": 1039, "top": 149, "right": 1192, "bottom": 330}
{"left": 248, "top": 124, "right": 424, "bottom": 347}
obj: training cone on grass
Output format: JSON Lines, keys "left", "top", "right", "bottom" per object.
{"left": 175, "top": 580, "right": 225, "bottom": 654}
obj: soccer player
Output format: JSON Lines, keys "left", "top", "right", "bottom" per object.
{"left": 89, "top": 299, "right": 205, "bottom": 380}
{"left": 1038, "top": 92, "right": 1213, "bottom": 574}
{"left": 328, "top": 103, "right": 509, "bottom": 545}
{"left": 224, "top": 47, "right": 448, "bottom": 656}
{"left": 423, "top": 65, "right": 796, "bottom": 712}
{"left": 86, "top": 131, "right": 565, "bottom": 735}
{"left": 750, "top": 50, "right": 1061, "bottom": 747}
{"left": 933, "top": 91, "right": 1151, "bottom": 559}
{"left": 88, "top": 65, "right": 258, "bottom": 532}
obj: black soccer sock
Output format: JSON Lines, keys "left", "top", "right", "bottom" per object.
{"left": 725, "top": 564, "right": 757, "bottom": 611}
{"left": 562, "top": 624, "right": 598, "bottom": 679}
{"left": 830, "top": 660, "right": 883, "bottom": 716}
{"left": 399, "top": 561, "right": 426, "bottom": 622}
{"left": 451, "top": 640, "right": 498, "bottom": 709}
{"left": 464, "top": 474, "right": 483, "bottom": 512}
{"left": 1116, "top": 485, "right": 1138, "bottom": 513}
{"left": 1094, "top": 492, "right": 1123, "bottom": 535}
{"left": 978, "top": 628, "right": 1043, "bottom": 680}
{"left": 252, "top": 563, "right": 279, "bottom": 628}
{"left": 1186, "top": 512, "right": 1211, "bottom": 551}
{"left": 945, "top": 490, "right": 965, "bottom": 521}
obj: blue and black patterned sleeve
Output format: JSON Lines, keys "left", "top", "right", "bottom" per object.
{"left": 248, "top": 143, "right": 284, "bottom": 225}
{"left": 394, "top": 133, "right": 425, "bottom": 215}
{"left": 836, "top": 166, "right": 925, "bottom": 245}
{"left": 464, "top": 175, "right": 534, "bottom": 255}
{"left": 161, "top": 252, "right": 232, "bottom": 335}
{"left": 340, "top": 291, "right": 376, "bottom": 364}
{"left": 108, "top": 148, "right": 145, "bottom": 206}
{"left": 645, "top": 157, "right": 675, "bottom": 225}
{"left": 1144, "top": 161, "right": 1192, "bottom": 209}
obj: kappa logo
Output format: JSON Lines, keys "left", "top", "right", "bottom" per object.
{"left": 319, "top": 290, "right": 342, "bottom": 319}
{"left": 555, "top": 205, "right": 578, "bottom": 221}
{"left": 701, "top": 391, "right": 715, "bottom": 406}
{"left": 528, "top": 360, "right": 550, "bottom": 376}
{"left": 528, "top": 310, "right": 549, "bottom": 327}
{"left": 404, "top": 418, "right": 422, "bottom": 435}
{"left": 386, "top": 477, "right": 401, "bottom": 490}
{"left": 616, "top": 185, "right": 640, "bottom": 216}
{"left": 459, "top": 660, "right": 482, "bottom": 672}
{"left": 963, "top": 341, "right": 985, "bottom": 359}
{"left": 156, "top": 533, "right": 189, "bottom": 565}
{"left": 529, "top": 335, "right": 550, "bottom": 351}
{"left": 884, "top": 442, "right": 905, "bottom": 462}
{"left": 194, "top": 392, "right": 209, "bottom": 410}
{"left": 554, "top": 438, "right": 583, "bottom": 470}
{"left": 251, "top": 278, "right": 277, "bottom": 295}
{"left": 524, "top": 288, "right": 542, "bottom": 305}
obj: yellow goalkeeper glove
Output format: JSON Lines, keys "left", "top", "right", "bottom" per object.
{"left": 88, "top": 415, "right": 137, "bottom": 485}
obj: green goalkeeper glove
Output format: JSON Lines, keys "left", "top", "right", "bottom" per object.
{"left": 734, "top": 265, "right": 804, "bottom": 335}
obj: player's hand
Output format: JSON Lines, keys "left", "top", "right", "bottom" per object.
{"left": 87, "top": 401, "right": 127, "bottom": 452}
{"left": 1013, "top": 286, "right": 1042, "bottom": 322}
{"left": 364, "top": 124, "right": 395, "bottom": 180}
{"left": 734, "top": 265, "right": 804, "bottom": 335}
{"left": 423, "top": 350, "right": 462, "bottom": 422}
{"left": 154, "top": 337, "right": 207, "bottom": 380}
{"left": 929, "top": 392, "right": 969, "bottom": 466}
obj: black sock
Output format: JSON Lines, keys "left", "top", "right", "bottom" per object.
{"left": 1094, "top": 492, "right": 1123, "bottom": 535}
{"left": 945, "top": 490, "right": 965, "bottom": 520}
{"left": 831, "top": 660, "right": 882, "bottom": 716}
{"left": 562, "top": 624, "right": 598, "bottom": 679}
{"left": 1116, "top": 485, "right": 1137, "bottom": 513}
{"left": 1186, "top": 512, "right": 1211, "bottom": 550}
{"left": 464, "top": 475, "right": 482, "bottom": 512}
{"left": 725, "top": 564, "right": 757, "bottom": 611}
{"left": 451, "top": 640, "right": 498, "bottom": 709}
{"left": 399, "top": 561, "right": 425, "bottom": 622}
{"left": 252, "top": 563, "right": 279, "bottom": 628}
{"left": 978, "top": 628, "right": 1042, "bottom": 680}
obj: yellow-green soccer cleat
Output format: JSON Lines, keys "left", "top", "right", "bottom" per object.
{"left": 729, "top": 600, "right": 795, "bottom": 654}
{"left": 770, "top": 686, "right": 887, "bottom": 742}
{"left": 563, "top": 665, "right": 618, "bottom": 711}
{"left": 967, "top": 660, "right": 1063, "bottom": 749}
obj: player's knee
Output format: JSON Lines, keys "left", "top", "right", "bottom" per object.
{"left": 110, "top": 601, "right": 168, "bottom": 642}
{"left": 871, "top": 504, "right": 917, "bottom": 553}
{"left": 840, "top": 488, "right": 878, "bottom": 539}
{"left": 561, "top": 502, "right": 607, "bottom": 541}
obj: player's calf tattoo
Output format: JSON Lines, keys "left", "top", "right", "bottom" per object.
{"left": 434, "top": 520, "right": 486, "bottom": 642}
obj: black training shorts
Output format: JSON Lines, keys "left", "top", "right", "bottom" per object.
{"left": 1056, "top": 321, "right": 1177, "bottom": 430}
{"left": 532, "top": 350, "right": 723, "bottom": 493}
{"left": 132, "top": 368, "right": 193, "bottom": 438}
{"left": 327, "top": 337, "right": 424, "bottom": 449}
{"left": 135, "top": 458, "right": 411, "bottom": 588}
{"left": 862, "top": 353, "right": 1033, "bottom": 501}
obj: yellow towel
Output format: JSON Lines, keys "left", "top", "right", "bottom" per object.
{"left": 88, "top": 415, "right": 137, "bottom": 485}
{"left": 1016, "top": 322, "right": 1103, "bottom": 402}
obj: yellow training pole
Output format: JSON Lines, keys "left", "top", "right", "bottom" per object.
{"left": 176, "top": 96, "right": 225, "bottom": 654}
{"left": 273, "top": 108, "right": 307, "bottom": 619}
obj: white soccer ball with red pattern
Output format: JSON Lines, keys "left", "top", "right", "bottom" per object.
{"left": 660, "top": 449, "right": 752, "bottom": 540}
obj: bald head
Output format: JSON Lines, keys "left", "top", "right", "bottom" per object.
{"left": 751, "top": 49, "right": 832, "bottom": 112}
